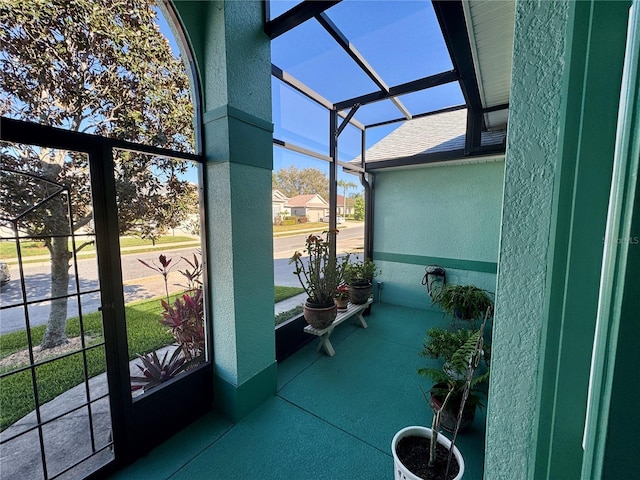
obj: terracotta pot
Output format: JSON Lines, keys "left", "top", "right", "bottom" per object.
{"left": 347, "top": 282, "right": 372, "bottom": 304}
{"left": 303, "top": 302, "right": 337, "bottom": 329}
{"left": 334, "top": 297, "right": 349, "bottom": 310}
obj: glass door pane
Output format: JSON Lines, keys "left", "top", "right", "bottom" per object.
{"left": 0, "top": 142, "right": 114, "bottom": 479}
{"left": 112, "top": 149, "right": 206, "bottom": 399}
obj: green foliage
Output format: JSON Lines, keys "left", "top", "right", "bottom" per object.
{"left": 0, "top": 345, "right": 109, "bottom": 433}
{"left": 418, "top": 330, "right": 489, "bottom": 412}
{"left": 273, "top": 165, "right": 330, "bottom": 201}
{"left": 289, "top": 231, "right": 349, "bottom": 305}
{"left": 130, "top": 345, "right": 196, "bottom": 393}
{"left": 432, "top": 284, "right": 494, "bottom": 323}
{"left": 0, "top": 295, "right": 176, "bottom": 431}
{"left": 353, "top": 195, "right": 365, "bottom": 221}
{"left": 275, "top": 305, "right": 304, "bottom": 326}
{"left": 344, "top": 258, "right": 380, "bottom": 285}
{"left": 274, "top": 285, "right": 305, "bottom": 303}
{"left": 0, "top": 0, "right": 197, "bottom": 348}
{"left": 421, "top": 327, "right": 476, "bottom": 362}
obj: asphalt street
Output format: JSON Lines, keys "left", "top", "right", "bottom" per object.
{"left": 0, "top": 223, "right": 364, "bottom": 334}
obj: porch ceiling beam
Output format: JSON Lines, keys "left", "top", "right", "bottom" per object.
{"left": 272, "top": 64, "right": 365, "bottom": 130}
{"left": 338, "top": 160, "right": 364, "bottom": 173}
{"left": 336, "top": 105, "right": 360, "bottom": 137}
{"left": 432, "top": 0, "right": 483, "bottom": 110}
{"left": 315, "top": 12, "right": 412, "bottom": 120}
{"left": 334, "top": 70, "right": 458, "bottom": 111}
{"left": 273, "top": 138, "right": 333, "bottom": 163}
{"left": 483, "top": 103, "right": 510, "bottom": 114}
{"left": 272, "top": 64, "right": 333, "bottom": 110}
{"left": 264, "top": 1, "right": 341, "bottom": 39}
{"left": 365, "top": 104, "right": 466, "bottom": 129}
{"left": 0, "top": 117, "right": 200, "bottom": 161}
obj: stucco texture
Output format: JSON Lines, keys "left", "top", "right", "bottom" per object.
{"left": 485, "top": 1, "right": 570, "bottom": 479}
{"left": 375, "top": 161, "right": 504, "bottom": 262}
{"left": 373, "top": 160, "right": 504, "bottom": 309}
{"left": 202, "top": 1, "right": 271, "bottom": 121}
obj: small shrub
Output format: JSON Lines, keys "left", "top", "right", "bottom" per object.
{"left": 275, "top": 305, "right": 304, "bottom": 326}
{"left": 131, "top": 346, "right": 196, "bottom": 393}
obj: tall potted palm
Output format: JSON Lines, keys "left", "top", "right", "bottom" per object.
{"left": 290, "top": 231, "right": 349, "bottom": 329}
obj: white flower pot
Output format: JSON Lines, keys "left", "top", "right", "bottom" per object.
{"left": 391, "top": 426, "right": 465, "bottom": 480}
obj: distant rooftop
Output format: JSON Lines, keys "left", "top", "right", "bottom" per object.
{"left": 355, "top": 109, "right": 506, "bottom": 164}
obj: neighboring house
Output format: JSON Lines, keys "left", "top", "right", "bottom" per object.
{"left": 286, "top": 194, "right": 328, "bottom": 222}
{"left": 336, "top": 195, "right": 355, "bottom": 217}
{"left": 351, "top": 108, "right": 506, "bottom": 166}
{"left": 271, "top": 189, "right": 290, "bottom": 222}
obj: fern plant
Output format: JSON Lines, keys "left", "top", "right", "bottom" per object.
{"left": 418, "top": 330, "right": 490, "bottom": 411}
{"left": 419, "top": 308, "right": 491, "bottom": 476}
{"left": 432, "top": 284, "right": 493, "bottom": 325}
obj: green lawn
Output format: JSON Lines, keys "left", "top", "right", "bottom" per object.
{"left": 273, "top": 222, "right": 326, "bottom": 234}
{"left": 0, "top": 295, "right": 174, "bottom": 431}
{"left": 274, "top": 285, "right": 304, "bottom": 303}
{"left": 0, "top": 285, "right": 305, "bottom": 431}
{"left": 0, "top": 235, "right": 199, "bottom": 259}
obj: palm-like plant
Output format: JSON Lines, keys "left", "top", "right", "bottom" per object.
{"left": 131, "top": 345, "right": 192, "bottom": 392}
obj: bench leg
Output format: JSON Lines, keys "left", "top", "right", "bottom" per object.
{"left": 356, "top": 313, "right": 368, "bottom": 329}
{"left": 317, "top": 333, "right": 336, "bottom": 357}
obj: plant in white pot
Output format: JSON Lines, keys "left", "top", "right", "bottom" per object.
{"left": 289, "top": 230, "right": 349, "bottom": 329}
{"left": 392, "top": 309, "right": 490, "bottom": 479}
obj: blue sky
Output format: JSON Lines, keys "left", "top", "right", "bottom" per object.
{"left": 158, "top": 1, "right": 462, "bottom": 192}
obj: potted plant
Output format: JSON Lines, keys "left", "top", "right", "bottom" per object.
{"left": 421, "top": 327, "right": 477, "bottom": 364}
{"left": 432, "top": 284, "right": 493, "bottom": 326}
{"left": 343, "top": 258, "right": 380, "bottom": 304}
{"left": 419, "top": 326, "right": 490, "bottom": 433}
{"left": 392, "top": 312, "right": 490, "bottom": 479}
{"left": 334, "top": 283, "right": 349, "bottom": 310}
{"left": 289, "top": 231, "right": 349, "bottom": 329}
{"left": 419, "top": 304, "right": 493, "bottom": 434}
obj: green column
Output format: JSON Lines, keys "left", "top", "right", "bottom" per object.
{"left": 582, "top": 3, "right": 640, "bottom": 478}
{"left": 174, "top": 0, "right": 276, "bottom": 421}
{"left": 485, "top": 1, "right": 630, "bottom": 478}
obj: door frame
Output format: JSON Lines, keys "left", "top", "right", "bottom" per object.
{"left": 1, "top": 116, "right": 214, "bottom": 474}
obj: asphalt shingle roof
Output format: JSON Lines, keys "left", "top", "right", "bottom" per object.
{"left": 355, "top": 109, "right": 506, "bottom": 163}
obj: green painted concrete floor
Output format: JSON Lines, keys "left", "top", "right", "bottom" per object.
{"left": 110, "top": 304, "right": 485, "bottom": 479}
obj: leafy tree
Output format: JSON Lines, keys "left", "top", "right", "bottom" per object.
{"left": 337, "top": 179, "right": 357, "bottom": 216}
{"left": 274, "top": 165, "right": 329, "bottom": 200}
{"left": 353, "top": 194, "right": 365, "bottom": 221}
{"left": 0, "top": 0, "right": 196, "bottom": 348}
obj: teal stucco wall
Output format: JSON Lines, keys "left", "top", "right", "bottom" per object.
{"left": 173, "top": 0, "right": 277, "bottom": 421}
{"left": 372, "top": 159, "right": 504, "bottom": 310}
{"left": 485, "top": 1, "right": 630, "bottom": 479}
{"left": 484, "top": 3, "right": 572, "bottom": 478}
